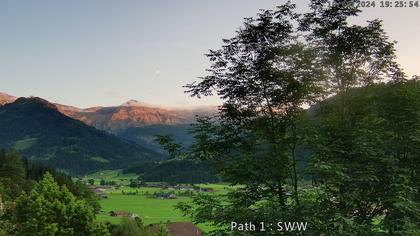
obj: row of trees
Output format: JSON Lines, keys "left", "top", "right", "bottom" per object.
{"left": 160, "top": 1, "right": 419, "bottom": 235}
{"left": 123, "top": 159, "right": 220, "bottom": 184}
{"left": 0, "top": 150, "right": 107, "bottom": 235}
{"left": 0, "top": 150, "right": 171, "bottom": 235}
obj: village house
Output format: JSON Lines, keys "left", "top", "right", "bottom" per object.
{"left": 154, "top": 193, "right": 177, "bottom": 199}
{"left": 109, "top": 210, "right": 134, "bottom": 218}
{"left": 199, "top": 187, "right": 215, "bottom": 193}
{"left": 165, "top": 184, "right": 196, "bottom": 191}
{"left": 93, "top": 188, "right": 107, "bottom": 198}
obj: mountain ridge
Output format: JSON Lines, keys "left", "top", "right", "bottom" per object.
{"left": 0, "top": 92, "right": 17, "bottom": 105}
{"left": 0, "top": 97, "right": 162, "bottom": 174}
{"left": 0, "top": 92, "right": 216, "bottom": 132}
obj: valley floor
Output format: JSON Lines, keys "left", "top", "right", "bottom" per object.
{"left": 81, "top": 170, "right": 230, "bottom": 233}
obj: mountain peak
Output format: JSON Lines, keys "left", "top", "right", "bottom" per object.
{"left": 14, "top": 97, "right": 58, "bottom": 110}
{"left": 121, "top": 99, "right": 151, "bottom": 107}
{"left": 0, "top": 96, "right": 160, "bottom": 174}
{"left": 0, "top": 92, "right": 17, "bottom": 105}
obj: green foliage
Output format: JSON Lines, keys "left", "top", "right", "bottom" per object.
{"left": 88, "top": 178, "right": 95, "bottom": 185}
{"left": 300, "top": 0, "right": 404, "bottom": 91}
{"left": 307, "top": 80, "right": 420, "bottom": 235}
{"left": 185, "top": 2, "right": 325, "bottom": 210}
{"left": 170, "top": 1, "right": 419, "bottom": 235}
{"left": 112, "top": 218, "right": 169, "bottom": 236}
{"left": 152, "top": 224, "right": 170, "bottom": 236}
{"left": 123, "top": 159, "right": 219, "bottom": 184}
{"left": 154, "top": 135, "right": 183, "bottom": 159}
{"left": 0, "top": 150, "right": 28, "bottom": 199}
{"left": 0, "top": 214, "right": 16, "bottom": 236}
{"left": 0, "top": 150, "right": 102, "bottom": 225}
{"left": 26, "top": 162, "right": 102, "bottom": 213}
{"left": 13, "top": 172, "right": 110, "bottom": 236}
{"left": 118, "top": 124, "right": 194, "bottom": 155}
{"left": 112, "top": 218, "right": 146, "bottom": 236}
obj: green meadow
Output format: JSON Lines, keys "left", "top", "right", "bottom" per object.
{"left": 96, "top": 193, "right": 190, "bottom": 225}
{"left": 83, "top": 170, "right": 231, "bottom": 232}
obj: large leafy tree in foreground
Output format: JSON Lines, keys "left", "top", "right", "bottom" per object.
{"left": 185, "top": 2, "right": 323, "bottom": 209}
{"left": 172, "top": 1, "right": 418, "bottom": 235}
{"left": 299, "top": 1, "right": 418, "bottom": 234}
{"left": 12, "top": 173, "right": 109, "bottom": 236}
{"left": 308, "top": 80, "right": 420, "bottom": 235}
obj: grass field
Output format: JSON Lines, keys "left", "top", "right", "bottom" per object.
{"left": 97, "top": 193, "right": 190, "bottom": 225}
{"left": 96, "top": 185, "right": 225, "bottom": 232}
{"left": 84, "top": 170, "right": 231, "bottom": 233}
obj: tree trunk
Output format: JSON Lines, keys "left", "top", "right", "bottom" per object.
{"left": 277, "top": 183, "right": 285, "bottom": 207}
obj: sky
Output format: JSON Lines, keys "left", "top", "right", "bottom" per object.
{"left": 0, "top": 0, "right": 419, "bottom": 108}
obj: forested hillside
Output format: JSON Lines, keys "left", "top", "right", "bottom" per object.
{"left": 123, "top": 159, "right": 219, "bottom": 184}
{"left": 0, "top": 97, "right": 162, "bottom": 174}
{"left": 117, "top": 124, "right": 194, "bottom": 154}
{"left": 0, "top": 150, "right": 110, "bottom": 235}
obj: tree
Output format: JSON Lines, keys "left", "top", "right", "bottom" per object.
{"left": 298, "top": 1, "right": 416, "bottom": 234}
{"left": 306, "top": 81, "right": 420, "bottom": 235}
{"left": 300, "top": 0, "right": 404, "bottom": 94}
{"left": 129, "top": 179, "right": 139, "bottom": 188}
{"left": 70, "top": 180, "right": 101, "bottom": 214}
{"left": 112, "top": 218, "right": 169, "bottom": 236}
{"left": 88, "top": 178, "right": 95, "bottom": 185}
{"left": 0, "top": 150, "right": 28, "bottom": 199}
{"left": 171, "top": 1, "right": 418, "bottom": 235}
{"left": 112, "top": 218, "right": 146, "bottom": 236}
{"left": 155, "top": 135, "right": 183, "bottom": 159}
{"left": 185, "top": 2, "right": 323, "bottom": 209}
{"left": 375, "top": 80, "right": 420, "bottom": 234}
{"left": 13, "top": 172, "right": 109, "bottom": 236}
{"left": 171, "top": 3, "right": 328, "bottom": 235}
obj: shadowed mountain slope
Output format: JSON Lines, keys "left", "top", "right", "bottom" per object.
{"left": 0, "top": 97, "right": 162, "bottom": 174}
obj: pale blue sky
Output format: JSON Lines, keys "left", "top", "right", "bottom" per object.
{"left": 1, "top": 0, "right": 419, "bottom": 108}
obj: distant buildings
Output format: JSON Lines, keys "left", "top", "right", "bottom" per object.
{"left": 93, "top": 188, "right": 107, "bottom": 198}
{"left": 199, "top": 187, "right": 215, "bottom": 193}
{"left": 109, "top": 211, "right": 137, "bottom": 218}
{"left": 150, "top": 222, "right": 203, "bottom": 236}
{"left": 154, "top": 192, "right": 177, "bottom": 199}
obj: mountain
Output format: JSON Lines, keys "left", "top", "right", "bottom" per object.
{"left": 69, "top": 105, "right": 185, "bottom": 131}
{"left": 66, "top": 101, "right": 215, "bottom": 132}
{"left": 0, "top": 97, "right": 162, "bottom": 174}
{"left": 121, "top": 99, "right": 154, "bottom": 107}
{"left": 64, "top": 102, "right": 214, "bottom": 153}
{"left": 0, "top": 92, "right": 216, "bottom": 132}
{"left": 117, "top": 124, "right": 195, "bottom": 154}
{"left": 0, "top": 92, "right": 215, "bottom": 154}
{"left": 0, "top": 92, "right": 17, "bottom": 105}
